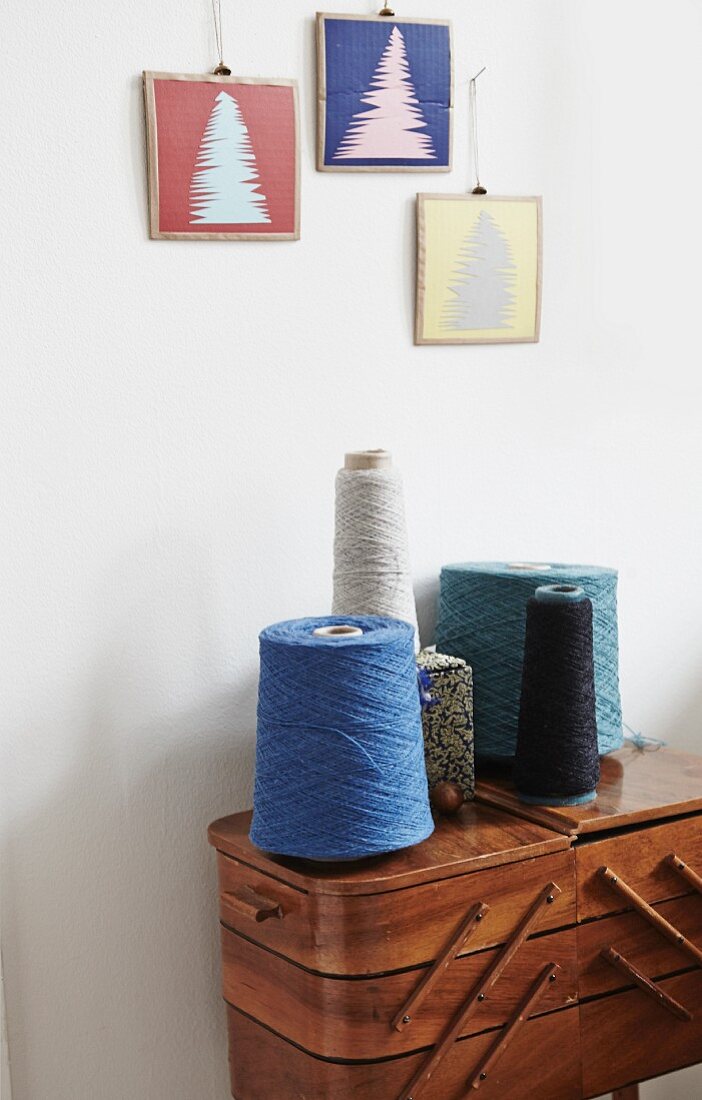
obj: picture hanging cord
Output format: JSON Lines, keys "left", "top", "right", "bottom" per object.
{"left": 211, "top": 0, "right": 231, "bottom": 75}
{"left": 469, "top": 66, "right": 487, "bottom": 194}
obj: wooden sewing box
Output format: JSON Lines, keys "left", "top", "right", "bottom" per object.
{"left": 208, "top": 746, "right": 702, "bottom": 1099}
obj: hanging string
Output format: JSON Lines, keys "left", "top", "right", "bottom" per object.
{"left": 211, "top": 0, "right": 231, "bottom": 75}
{"left": 469, "top": 67, "right": 487, "bottom": 195}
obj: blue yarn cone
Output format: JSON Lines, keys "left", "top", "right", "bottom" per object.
{"left": 250, "top": 616, "right": 434, "bottom": 860}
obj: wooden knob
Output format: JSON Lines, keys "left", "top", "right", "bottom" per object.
{"left": 430, "top": 782, "right": 465, "bottom": 815}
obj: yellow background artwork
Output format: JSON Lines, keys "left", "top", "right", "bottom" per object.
{"left": 417, "top": 195, "right": 541, "bottom": 344}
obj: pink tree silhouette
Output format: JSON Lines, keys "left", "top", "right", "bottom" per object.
{"left": 334, "top": 26, "right": 436, "bottom": 161}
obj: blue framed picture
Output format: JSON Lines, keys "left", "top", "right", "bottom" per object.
{"left": 316, "top": 13, "right": 453, "bottom": 172}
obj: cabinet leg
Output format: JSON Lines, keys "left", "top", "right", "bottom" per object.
{"left": 613, "top": 1088, "right": 639, "bottom": 1100}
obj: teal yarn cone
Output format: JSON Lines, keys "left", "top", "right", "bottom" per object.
{"left": 436, "top": 563, "right": 623, "bottom": 760}
{"left": 250, "top": 616, "right": 434, "bottom": 861}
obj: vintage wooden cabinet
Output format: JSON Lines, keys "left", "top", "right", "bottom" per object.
{"left": 208, "top": 747, "right": 702, "bottom": 1098}
{"left": 478, "top": 746, "right": 702, "bottom": 1098}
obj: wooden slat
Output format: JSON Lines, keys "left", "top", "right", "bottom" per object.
{"left": 667, "top": 852, "right": 702, "bottom": 896}
{"left": 392, "top": 902, "right": 490, "bottom": 1033}
{"left": 468, "top": 963, "right": 559, "bottom": 1090}
{"left": 578, "top": 895, "right": 702, "bottom": 999}
{"left": 400, "top": 883, "right": 561, "bottom": 1100}
{"left": 599, "top": 866, "right": 702, "bottom": 966}
{"left": 600, "top": 947, "right": 692, "bottom": 1021}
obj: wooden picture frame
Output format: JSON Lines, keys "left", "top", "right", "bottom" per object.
{"left": 316, "top": 13, "right": 453, "bottom": 173}
{"left": 415, "top": 194, "right": 543, "bottom": 345}
{"left": 143, "top": 72, "right": 300, "bottom": 241}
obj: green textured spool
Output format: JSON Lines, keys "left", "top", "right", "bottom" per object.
{"left": 417, "top": 649, "right": 475, "bottom": 799}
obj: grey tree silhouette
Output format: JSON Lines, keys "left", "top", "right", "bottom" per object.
{"left": 442, "top": 210, "right": 516, "bottom": 330}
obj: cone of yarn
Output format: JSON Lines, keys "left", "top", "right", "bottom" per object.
{"left": 435, "top": 562, "right": 623, "bottom": 760}
{"left": 332, "top": 450, "right": 419, "bottom": 648}
{"left": 250, "top": 615, "right": 434, "bottom": 861}
{"left": 515, "top": 584, "right": 600, "bottom": 806}
{"left": 417, "top": 649, "right": 475, "bottom": 799}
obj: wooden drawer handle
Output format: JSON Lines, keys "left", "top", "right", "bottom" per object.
{"left": 392, "top": 901, "right": 490, "bottom": 1033}
{"left": 667, "top": 853, "right": 702, "bottom": 896}
{"left": 600, "top": 947, "right": 692, "bottom": 1021}
{"left": 467, "top": 963, "right": 560, "bottom": 1091}
{"left": 599, "top": 866, "right": 702, "bottom": 967}
{"left": 221, "top": 886, "right": 282, "bottom": 923}
{"left": 400, "top": 881, "right": 561, "bottom": 1100}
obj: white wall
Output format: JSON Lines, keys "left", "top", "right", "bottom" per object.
{"left": 2, "top": 1, "right": 701, "bottom": 1097}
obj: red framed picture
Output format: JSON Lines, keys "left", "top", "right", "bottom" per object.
{"left": 143, "top": 72, "right": 300, "bottom": 241}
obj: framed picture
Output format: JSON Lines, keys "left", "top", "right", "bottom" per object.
{"left": 416, "top": 194, "right": 542, "bottom": 345}
{"left": 316, "top": 13, "right": 452, "bottom": 172}
{"left": 143, "top": 72, "right": 300, "bottom": 240}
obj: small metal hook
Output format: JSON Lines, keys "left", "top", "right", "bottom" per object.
{"left": 470, "top": 66, "right": 486, "bottom": 84}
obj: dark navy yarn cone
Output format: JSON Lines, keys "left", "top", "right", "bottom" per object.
{"left": 515, "top": 585, "right": 600, "bottom": 806}
{"left": 250, "top": 616, "right": 434, "bottom": 860}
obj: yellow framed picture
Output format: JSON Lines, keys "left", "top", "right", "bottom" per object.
{"left": 415, "top": 194, "right": 542, "bottom": 345}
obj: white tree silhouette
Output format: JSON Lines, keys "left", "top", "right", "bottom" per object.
{"left": 442, "top": 211, "right": 516, "bottom": 330}
{"left": 334, "top": 26, "right": 435, "bottom": 161}
{"left": 190, "top": 91, "right": 270, "bottom": 224}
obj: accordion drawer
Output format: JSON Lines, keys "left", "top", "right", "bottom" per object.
{"left": 578, "top": 893, "right": 702, "bottom": 998}
{"left": 220, "top": 922, "right": 577, "bottom": 1060}
{"left": 581, "top": 969, "right": 702, "bottom": 1097}
{"left": 216, "top": 847, "right": 575, "bottom": 976}
{"left": 227, "top": 1002, "right": 581, "bottom": 1100}
{"left": 576, "top": 816, "right": 702, "bottom": 921}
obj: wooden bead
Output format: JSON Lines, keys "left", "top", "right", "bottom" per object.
{"left": 430, "top": 781, "right": 465, "bottom": 816}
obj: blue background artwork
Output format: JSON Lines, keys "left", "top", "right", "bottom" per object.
{"left": 322, "top": 18, "right": 452, "bottom": 168}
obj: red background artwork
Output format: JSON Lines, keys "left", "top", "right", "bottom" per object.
{"left": 153, "top": 79, "right": 297, "bottom": 235}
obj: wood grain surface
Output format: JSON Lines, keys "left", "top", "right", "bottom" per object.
{"left": 599, "top": 947, "right": 692, "bottom": 1021}
{"left": 576, "top": 816, "right": 702, "bottom": 920}
{"left": 578, "top": 894, "right": 702, "bottom": 998}
{"left": 209, "top": 801, "right": 571, "bottom": 896}
{"left": 217, "top": 848, "right": 575, "bottom": 975}
{"left": 476, "top": 746, "right": 702, "bottom": 836}
{"left": 581, "top": 970, "right": 702, "bottom": 1097}
{"left": 227, "top": 1002, "right": 581, "bottom": 1100}
{"left": 220, "top": 922, "right": 577, "bottom": 1059}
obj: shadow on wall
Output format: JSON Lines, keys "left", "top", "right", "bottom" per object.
{"left": 415, "top": 574, "right": 440, "bottom": 649}
{"left": 2, "top": 533, "right": 257, "bottom": 1100}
